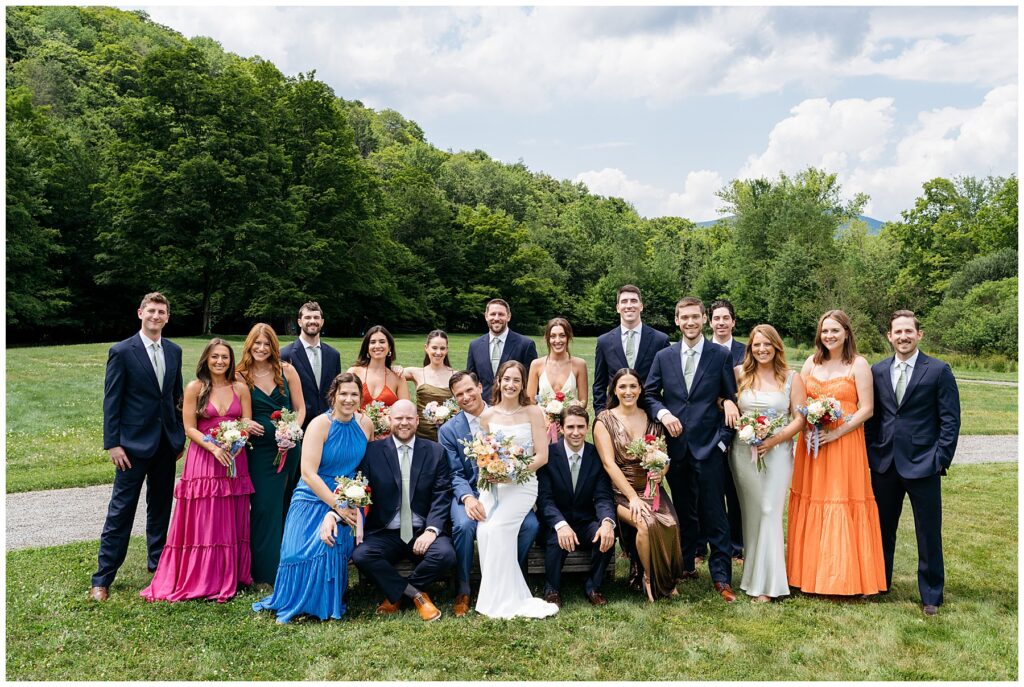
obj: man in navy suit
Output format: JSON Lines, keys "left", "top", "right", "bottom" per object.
{"left": 350, "top": 400, "right": 456, "bottom": 622}
{"left": 865, "top": 310, "right": 961, "bottom": 617}
{"left": 280, "top": 301, "right": 342, "bottom": 431}
{"left": 90, "top": 292, "right": 186, "bottom": 601}
{"left": 592, "top": 285, "right": 670, "bottom": 415}
{"left": 645, "top": 296, "right": 738, "bottom": 602}
{"left": 438, "top": 370, "right": 539, "bottom": 616}
{"left": 536, "top": 406, "right": 616, "bottom": 607}
{"left": 465, "top": 298, "right": 538, "bottom": 403}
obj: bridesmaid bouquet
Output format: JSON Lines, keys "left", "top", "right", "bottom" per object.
{"left": 362, "top": 401, "right": 392, "bottom": 439}
{"left": 798, "top": 396, "right": 845, "bottom": 459}
{"left": 536, "top": 389, "right": 582, "bottom": 442}
{"left": 736, "top": 408, "right": 788, "bottom": 472}
{"left": 203, "top": 419, "right": 253, "bottom": 478}
{"left": 626, "top": 434, "right": 670, "bottom": 510}
{"left": 270, "top": 408, "right": 304, "bottom": 474}
{"left": 459, "top": 431, "right": 534, "bottom": 492}
{"left": 422, "top": 398, "right": 461, "bottom": 427}
{"left": 334, "top": 472, "right": 373, "bottom": 544}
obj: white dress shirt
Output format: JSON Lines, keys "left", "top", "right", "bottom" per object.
{"left": 891, "top": 349, "right": 920, "bottom": 392}
{"left": 620, "top": 324, "right": 642, "bottom": 362}
{"left": 553, "top": 441, "right": 615, "bottom": 532}
{"left": 386, "top": 436, "right": 438, "bottom": 534}
{"left": 657, "top": 338, "right": 727, "bottom": 453}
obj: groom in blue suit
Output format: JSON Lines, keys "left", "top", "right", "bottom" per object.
{"left": 90, "top": 292, "right": 185, "bottom": 601}
{"left": 465, "top": 298, "right": 538, "bottom": 403}
{"left": 438, "top": 370, "right": 539, "bottom": 616}
{"left": 646, "top": 296, "right": 738, "bottom": 602}
{"left": 865, "top": 310, "right": 961, "bottom": 616}
{"left": 592, "top": 284, "right": 670, "bottom": 415}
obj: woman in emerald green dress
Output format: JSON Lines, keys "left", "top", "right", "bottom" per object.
{"left": 237, "top": 323, "right": 306, "bottom": 586}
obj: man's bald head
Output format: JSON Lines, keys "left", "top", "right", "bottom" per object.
{"left": 390, "top": 399, "right": 418, "bottom": 442}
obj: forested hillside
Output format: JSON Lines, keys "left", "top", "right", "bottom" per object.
{"left": 6, "top": 6, "right": 1017, "bottom": 356}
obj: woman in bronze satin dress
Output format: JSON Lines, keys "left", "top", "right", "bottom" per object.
{"left": 594, "top": 368, "right": 685, "bottom": 601}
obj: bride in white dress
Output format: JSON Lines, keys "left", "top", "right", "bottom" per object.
{"left": 475, "top": 360, "right": 559, "bottom": 619}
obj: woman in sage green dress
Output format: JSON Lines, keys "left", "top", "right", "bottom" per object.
{"left": 237, "top": 323, "right": 306, "bottom": 586}
{"left": 394, "top": 329, "right": 455, "bottom": 441}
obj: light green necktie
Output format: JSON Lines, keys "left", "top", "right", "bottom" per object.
{"left": 625, "top": 330, "right": 636, "bottom": 368}
{"left": 895, "top": 361, "right": 908, "bottom": 405}
{"left": 310, "top": 346, "right": 322, "bottom": 388}
{"left": 490, "top": 337, "right": 502, "bottom": 375}
{"left": 570, "top": 453, "right": 581, "bottom": 491}
{"left": 684, "top": 348, "right": 696, "bottom": 391}
{"left": 151, "top": 343, "right": 164, "bottom": 392}
{"left": 399, "top": 444, "right": 413, "bottom": 543}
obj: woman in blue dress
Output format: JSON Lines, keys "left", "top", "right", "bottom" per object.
{"left": 253, "top": 372, "right": 373, "bottom": 622}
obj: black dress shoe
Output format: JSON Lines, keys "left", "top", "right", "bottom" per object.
{"left": 543, "top": 590, "right": 561, "bottom": 607}
{"left": 923, "top": 604, "right": 939, "bottom": 617}
{"left": 680, "top": 569, "right": 699, "bottom": 580}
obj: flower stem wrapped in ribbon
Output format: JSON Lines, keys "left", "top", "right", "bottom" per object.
{"left": 797, "top": 396, "right": 845, "bottom": 459}
{"left": 626, "top": 434, "right": 670, "bottom": 510}
{"left": 536, "top": 389, "right": 582, "bottom": 443}
{"left": 334, "top": 471, "right": 373, "bottom": 545}
{"left": 736, "top": 408, "right": 788, "bottom": 472}
{"left": 270, "top": 408, "right": 303, "bottom": 474}
{"left": 422, "top": 397, "right": 461, "bottom": 427}
{"left": 203, "top": 419, "right": 253, "bottom": 478}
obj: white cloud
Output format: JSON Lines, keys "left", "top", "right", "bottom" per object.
{"left": 574, "top": 168, "right": 724, "bottom": 221}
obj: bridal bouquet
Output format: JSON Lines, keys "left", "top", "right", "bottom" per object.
{"left": 798, "top": 396, "right": 845, "bottom": 459}
{"left": 204, "top": 418, "right": 253, "bottom": 478}
{"left": 536, "top": 389, "right": 582, "bottom": 442}
{"left": 334, "top": 472, "right": 373, "bottom": 544}
{"left": 736, "top": 408, "right": 788, "bottom": 472}
{"left": 626, "top": 433, "right": 670, "bottom": 509}
{"left": 362, "top": 401, "right": 392, "bottom": 439}
{"left": 270, "top": 408, "right": 303, "bottom": 474}
{"left": 422, "top": 398, "right": 460, "bottom": 427}
{"left": 459, "top": 431, "right": 534, "bottom": 492}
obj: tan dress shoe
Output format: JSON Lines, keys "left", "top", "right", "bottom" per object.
{"left": 412, "top": 592, "right": 441, "bottom": 622}
{"left": 375, "top": 598, "right": 401, "bottom": 615}
{"left": 714, "top": 582, "right": 737, "bottom": 603}
{"left": 453, "top": 594, "right": 471, "bottom": 617}
{"left": 88, "top": 586, "right": 109, "bottom": 602}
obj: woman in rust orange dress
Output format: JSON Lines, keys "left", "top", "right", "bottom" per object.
{"left": 347, "top": 325, "right": 409, "bottom": 409}
{"left": 787, "top": 310, "right": 887, "bottom": 597}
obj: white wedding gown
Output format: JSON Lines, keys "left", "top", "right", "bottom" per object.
{"left": 474, "top": 422, "right": 559, "bottom": 619}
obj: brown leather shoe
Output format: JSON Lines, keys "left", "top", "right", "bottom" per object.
{"left": 88, "top": 586, "right": 109, "bottom": 602}
{"left": 375, "top": 597, "right": 401, "bottom": 615}
{"left": 586, "top": 590, "right": 607, "bottom": 607}
{"left": 714, "top": 581, "right": 737, "bottom": 603}
{"left": 680, "top": 569, "right": 699, "bottom": 580}
{"left": 543, "top": 590, "right": 562, "bottom": 607}
{"left": 412, "top": 592, "right": 441, "bottom": 622}
{"left": 923, "top": 604, "right": 939, "bottom": 617}
{"left": 453, "top": 594, "right": 471, "bottom": 617}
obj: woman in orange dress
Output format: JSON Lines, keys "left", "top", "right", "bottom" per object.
{"left": 347, "top": 325, "right": 409, "bottom": 409}
{"left": 786, "top": 309, "right": 887, "bottom": 597}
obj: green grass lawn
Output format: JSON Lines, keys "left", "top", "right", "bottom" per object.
{"left": 5, "top": 462, "right": 1016, "bottom": 680}
{"left": 6, "top": 334, "right": 1016, "bottom": 493}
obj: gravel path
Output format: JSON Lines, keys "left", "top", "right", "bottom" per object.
{"left": 959, "top": 378, "right": 1018, "bottom": 386}
{"left": 6, "top": 435, "right": 1018, "bottom": 552}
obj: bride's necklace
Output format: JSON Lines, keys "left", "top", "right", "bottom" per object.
{"left": 493, "top": 405, "right": 522, "bottom": 416}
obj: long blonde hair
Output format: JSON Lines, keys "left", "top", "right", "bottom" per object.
{"left": 236, "top": 323, "right": 285, "bottom": 394}
{"left": 737, "top": 324, "right": 789, "bottom": 395}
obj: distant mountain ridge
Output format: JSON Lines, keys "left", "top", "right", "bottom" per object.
{"left": 696, "top": 214, "right": 885, "bottom": 234}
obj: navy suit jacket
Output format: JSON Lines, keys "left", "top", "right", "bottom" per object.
{"left": 280, "top": 339, "right": 341, "bottom": 429}
{"left": 864, "top": 352, "right": 961, "bottom": 479}
{"left": 592, "top": 324, "right": 670, "bottom": 414}
{"left": 536, "top": 441, "right": 615, "bottom": 531}
{"left": 466, "top": 329, "right": 538, "bottom": 402}
{"left": 645, "top": 339, "right": 737, "bottom": 461}
{"left": 103, "top": 334, "right": 185, "bottom": 458}
{"left": 359, "top": 437, "right": 452, "bottom": 536}
{"left": 438, "top": 410, "right": 480, "bottom": 505}
{"left": 714, "top": 339, "right": 745, "bottom": 367}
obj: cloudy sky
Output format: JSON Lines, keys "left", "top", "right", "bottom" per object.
{"left": 141, "top": 4, "right": 1018, "bottom": 222}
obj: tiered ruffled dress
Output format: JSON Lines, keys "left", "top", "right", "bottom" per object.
{"left": 141, "top": 394, "right": 254, "bottom": 602}
{"left": 786, "top": 374, "right": 887, "bottom": 595}
{"left": 252, "top": 411, "right": 366, "bottom": 622}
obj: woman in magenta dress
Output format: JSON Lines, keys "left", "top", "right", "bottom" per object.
{"left": 141, "top": 338, "right": 255, "bottom": 603}
{"left": 347, "top": 325, "right": 409, "bottom": 408}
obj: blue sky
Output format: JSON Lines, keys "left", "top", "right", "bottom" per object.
{"left": 141, "top": 5, "right": 1018, "bottom": 222}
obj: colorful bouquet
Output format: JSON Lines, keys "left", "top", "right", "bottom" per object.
{"left": 203, "top": 418, "right": 253, "bottom": 478}
{"left": 362, "top": 401, "right": 392, "bottom": 439}
{"left": 459, "top": 431, "right": 534, "bottom": 492}
{"left": 536, "top": 389, "right": 583, "bottom": 442}
{"left": 271, "top": 408, "right": 303, "bottom": 474}
{"left": 736, "top": 408, "right": 789, "bottom": 472}
{"left": 422, "top": 397, "right": 461, "bottom": 427}
{"left": 626, "top": 433, "right": 670, "bottom": 510}
{"left": 798, "top": 396, "right": 845, "bottom": 459}
{"left": 334, "top": 471, "right": 373, "bottom": 544}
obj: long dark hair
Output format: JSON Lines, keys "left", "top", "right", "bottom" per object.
{"left": 355, "top": 325, "right": 397, "bottom": 368}
{"left": 813, "top": 309, "right": 858, "bottom": 365}
{"left": 492, "top": 360, "right": 530, "bottom": 406}
{"left": 196, "top": 338, "right": 236, "bottom": 418}
{"left": 422, "top": 329, "right": 451, "bottom": 367}
{"left": 605, "top": 367, "right": 649, "bottom": 411}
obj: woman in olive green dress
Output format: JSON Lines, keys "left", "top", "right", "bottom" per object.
{"left": 394, "top": 330, "right": 455, "bottom": 440}
{"left": 236, "top": 323, "right": 305, "bottom": 586}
